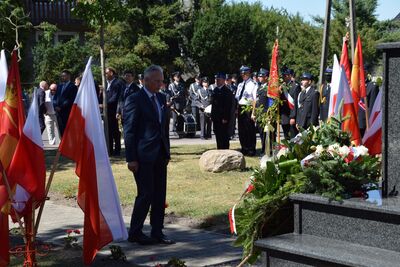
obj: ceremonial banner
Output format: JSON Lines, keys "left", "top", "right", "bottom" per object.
{"left": 267, "top": 40, "right": 280, "bottom": 99}
{"left": 0, "top": 51, "right": 25, "bottom": 267}
{"left": 340, "top": 38, "right": 351, "bottom": 83}
{"left": 328, "top": 55, "right": 340, "bottom": 117}
{"left": 59, "top": 58, "right": 127, "bottom": 265}
{"left": 335, "top": 67, "right": 361, "bottom": 145}
{"left": 363, "top": 90, "right": 382, "bottom": 155}
{"left": 350, "top": 36, "right": 367, "bottom": 116}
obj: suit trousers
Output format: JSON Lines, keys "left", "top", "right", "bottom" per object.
{"left": 129, "top": 152, "right": 168, "bottom": 237}
{"left": 199, "top": 111, "right": 212, "bottom": 138}
{"left": 214, "top": 122, "right": 230, "bottom": 149}
{"left": 45, "top": 114, "right": 58, "bottom": 145}
{"left": 238, "top": 105, "right": 256, "bottom": 154}
{"left": 108, "top": 111, "right": 121, "bottom": 155}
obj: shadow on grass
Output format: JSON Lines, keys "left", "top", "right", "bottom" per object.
{"left": 44, "top": 148, "right": 128, "bottom": 171}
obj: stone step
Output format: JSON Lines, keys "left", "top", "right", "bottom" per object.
{"left": 255, "top": 233, "right": 400, "bottom": 267}
{"left": 290, "top": 194, "right": 400, "bottom": 252}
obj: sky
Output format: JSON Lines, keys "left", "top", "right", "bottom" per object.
{"left": 230, "top": 0, "right": 399, "bottom": 22}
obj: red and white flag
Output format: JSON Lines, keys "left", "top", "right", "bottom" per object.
{"left": 0, "top": 50, "right": 7, "bottom": 103}
{"left": 328, "top": 55, "right": 340, "bottom": 117}
{"left": 284, "top": 91, "right": 294, "bottom": 110}
{"left": 8, "top": 90, "right": 46, "bottom": 214}
{"left": 59, "top": 57, "right": 128, "bottom": 265}
{"left": 362, "top": 90, "right": 382, "bottom": 155}
{"left": 340, "top": 38, "right": 351, "bottom": 84}
{"left": 335, "top": 67, "right": 361, "bottom": 145}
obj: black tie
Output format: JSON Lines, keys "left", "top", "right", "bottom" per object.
{"left": 151, "top": 95, "right": 160, "bottom": 122}
{"left": 239, "top": 80, "right": 246, "bottom": 101}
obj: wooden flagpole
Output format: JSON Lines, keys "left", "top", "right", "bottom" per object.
{"left": 364, "top": 96, "right": 370, "bottom": 130}
{"left": 34, "top": 150, "right": 61, "bottom": 235}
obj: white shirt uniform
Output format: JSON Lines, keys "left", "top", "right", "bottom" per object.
{"left": 235, "top": 79, "right": 258, "bottom": 105}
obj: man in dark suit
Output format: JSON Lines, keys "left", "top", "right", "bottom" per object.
{"left": 319, "top": 68, "right": 332, "bottom": 122}
{"left": 295, "top": 73, "right": 320, "bottom": 130}
{"left": 211, "top": 73, "right": 233, "bottom": 149}
{"left": 124, "top": 65, "right": 174, "bottom": 246}
{"left": 37, "top": 81, "right": 48, "bottom": 134}
{"left": 105, "top": 67, "right": 125, "bottom": 156}
{"left": 54, "top": 70, "right": 78, "bottom": 136}
{"left": 280, "top": 68, "right": 301, "bottom": 139}
{"left": 118, "top": 70, "right": 141, "bottom": 123}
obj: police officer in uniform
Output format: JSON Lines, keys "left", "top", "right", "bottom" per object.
{"left": 295, "top": 72, "right": 320, "bottom": 130}
{"left": 189, "top": 75, "right": 202, "bottom": 129}
{"left": 211, "top": 73, "right": 233, "bottom": 149}
{"left": 252, "top": 68, "right": 273, "bottom": 154}
{"left": 280, "top": 68, "right": 301, "bottom": 139}
{"left": 197, "top": 77, "right": 212, "bottom": 139}
{"left": 168, "top": 71, "right": 186, "bottom": 133}
{"left": 319, "top": 67, "right": 332, "bottom": 122}
{"left": 235, "top": 66, "right": 258, "bottom": 156}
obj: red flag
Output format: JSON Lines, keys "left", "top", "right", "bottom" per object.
{"left": 350, "top": 36, "right": 367, "bottom": 116}
{"left": 58, "top": 58, "right": 127, "bottom": 264}
{"left": 0, "top": 51, "right": 25, "bottom": 267}
{"left": 267, "top": 40, "right": 280, "bottom": 99}
{"left": 336, "top": 67, "right": 361, "bottom": 145}
{"left": 7, "top": 90, "right": 46, "bottom": 215}
{"left": 340, "top": 38, "right": 351, "bottom": 84}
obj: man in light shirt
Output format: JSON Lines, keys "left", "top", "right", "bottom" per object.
{"left": 235, "top": 66, "right": 258, "bottom": 156}
{"left": 45, "top": 83, "right": 59, "bottom": 145}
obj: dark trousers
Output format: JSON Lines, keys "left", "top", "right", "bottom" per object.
{"left": 108, "top": 111, "right": 121, "bottom": 155}
{"left": 172, "top": 109, "right": 184, "bottom": 132}
{"left": 282, "top": 124, "right": 298, "bottom": 140}
{"left": 214, "top": 122, "right": 230, "bottom": 149}
{"left": 129, "top": 153, "right": 168, "bottom": 237}
{"left": 192, "top": 106, "right": 200, "bottom": 131}
{"left": 238, "top": 105, "right": 256, "bottom": 154}
{"left": 199, "top": 111, "right": 212, "bottom": 138}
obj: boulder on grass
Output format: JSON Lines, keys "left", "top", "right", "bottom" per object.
{"left": 199, "top": 149, "right": 245, "bottom": 172}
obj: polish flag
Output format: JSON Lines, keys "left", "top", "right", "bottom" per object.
{"left": 0, "top": 50, "right": 7, "bottom": 103}
{"left": 362, "top": 90, "right": 382, "bottom": 155}
{"left": 368, "top": 90, "right": 382, "bottom": 126}
{"left": 58, "top": 57, "right": 128, "bottom": 265}
{"left": 284, "top": 91, "right": 294, "bottom": 110}
{"left": 335, "top": 67, "right": 361, "bottom": 145}
{"left": 7, "top": 90, "right": 46, "bottom": 214}
{"left": 328, "top": 55, "right": 340, "bottom": 117}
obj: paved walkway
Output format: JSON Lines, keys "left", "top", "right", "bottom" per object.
{"left": 14, "top": 201, "right": 242, "bottom": 266}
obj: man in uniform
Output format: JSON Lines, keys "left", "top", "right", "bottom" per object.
{"left": 168, "top": 71, "right": 186, "bottom": 133}
{"left": 280, "top": 68, "right": 301, "bottom": 139}
{"left": 295, "top": 72, "right": 320, "bottom": 130}
{"left": 252, "top": 68, "right": 273, "bottom": 154}
{"left": 235, "top": 66, "right": 258, "bottom": 156}
{"left": 189, "top": 74, "right": 202, "bottom": 130}
{"left": 211, "top": 73, "right": 233, "bottom": 149}
{"left": 319, "top": 67, "right": 332, "bottom": 122}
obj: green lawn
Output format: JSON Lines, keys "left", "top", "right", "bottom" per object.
{"left": 47, "top": 143, "right": 260, "bottom": 221}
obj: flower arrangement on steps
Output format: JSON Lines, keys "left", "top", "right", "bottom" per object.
{"left": 232, "top": 116, "right": 381, "bottom": 266}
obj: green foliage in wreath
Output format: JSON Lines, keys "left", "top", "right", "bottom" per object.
{"left": 233, "top": 115, "right": 381, "bottom": 265}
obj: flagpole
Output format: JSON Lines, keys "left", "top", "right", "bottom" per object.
{"left": 34, "top": 150, "right": 61, "bottom": 235}
{"left": 0, "top": 169, "right": 26, "bottom": 242}
{"left": 364, "top": 96, "right": 370, "bottom": 130}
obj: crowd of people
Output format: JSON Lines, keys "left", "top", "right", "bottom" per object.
{"left": 34, "top": 64, "right": 380, "bottom": 158}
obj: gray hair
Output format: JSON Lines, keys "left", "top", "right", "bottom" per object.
{"left": 143, "top": 65, "right": 163, "bottom": 79}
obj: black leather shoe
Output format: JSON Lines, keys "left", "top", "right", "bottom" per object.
{"left": 152, "top": 234, "right": 176, "bottom": 245}
{"left": 128, "top": 233, "right": 157, "bottom": 245}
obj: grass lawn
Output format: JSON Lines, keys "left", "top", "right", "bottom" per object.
{"left": 46, "top": 143, "right": 260, "bottom": 222}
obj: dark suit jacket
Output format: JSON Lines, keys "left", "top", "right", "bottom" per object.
{"left": 320, "top": 83, "right": 331, "bottom": 122}
{"left": 106, "top": 78, "right": 125, "bottom": 115}
{"left": 124, "top": 89, "right": 170, "bottom": 163}
{"left": 211, "top": 85, "right": 233, "bottom": 124}
{"left": 117, "top": 82, "right": 141, "bottom": 115}
{"left": 54, "top": 81, "right": 78, "bottom": 121}
{"left": 280, "top": 81, "right": 301, "bottom": 124}
{"left": 295, "top": 86, "right": 320, "bottom": 129}
{"left": 36, "top": 88, "right": 46, "bottom": 132}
